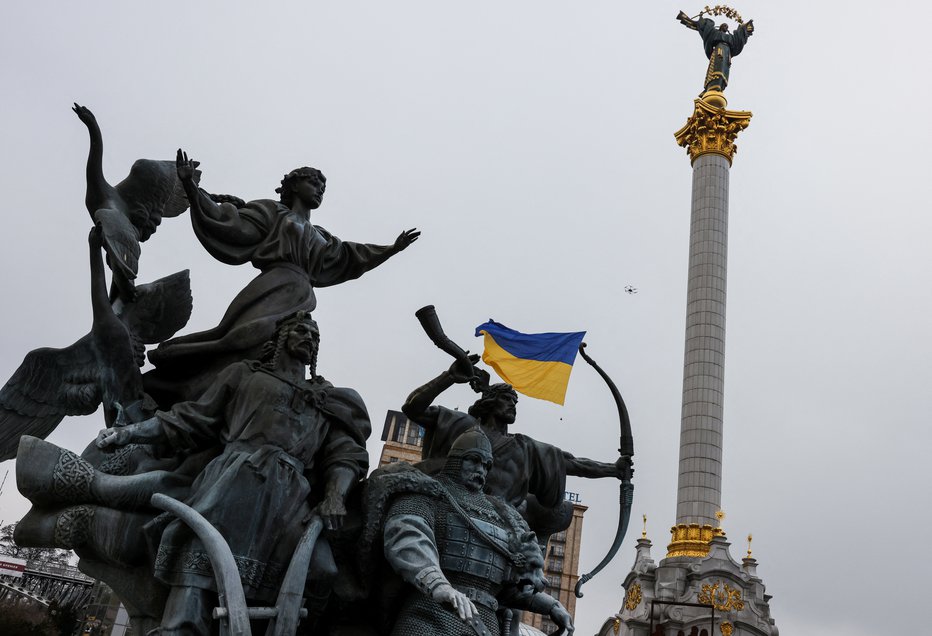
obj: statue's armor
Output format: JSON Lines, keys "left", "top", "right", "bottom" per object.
{"left": 433, "top": 480, "right": 511, "bottom": 605}
{"left": 388, "top": 477, "right": 523, "bottom": 636}
{"left": 439, "top": 512, "right": 510, "bottom": 586}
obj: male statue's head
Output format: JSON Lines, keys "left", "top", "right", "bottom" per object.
{"left": 468, "top": 383, "right": 518, "bottom": 427}
{"left": 446, "top": 427, "right": 494, "bottom": 492}
{"left": 262, "top": 311, "right": 320, "bottom": 372}
{"left": 276, "top": 167, "right": 327, "bottom": 211}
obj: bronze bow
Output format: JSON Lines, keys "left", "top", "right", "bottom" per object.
{"left": 574, "top": 342, "right": 635, "bottom": 598}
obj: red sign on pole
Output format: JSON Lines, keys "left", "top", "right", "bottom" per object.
{"left": 0, "top": 557, "right": 27, "bottom": 578}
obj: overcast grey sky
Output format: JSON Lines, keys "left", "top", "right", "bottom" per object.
{"left": 1, "top": 2, "right": 930, "bottom": 634}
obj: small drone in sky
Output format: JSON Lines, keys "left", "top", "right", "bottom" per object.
{"left": 624, "top": 285, "right": 638, "bottom": 295}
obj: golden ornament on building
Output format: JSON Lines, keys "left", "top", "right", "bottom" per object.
{"left": 674, "top": 98, "right": 752, "bottom": 164}
{"left": 624, "top": 583, "right": 643, "bottom": 611}
{"left": 666, "top": 523, "right": 725, "bottom": 558}
{"left": 720, "top": 621, "right": 734, "bottom": 636}
{"left": 698, "top": 582, "right": 745, "bottom": 612}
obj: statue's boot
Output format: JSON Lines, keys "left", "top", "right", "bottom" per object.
{"left": 301, "top": 584, "right": 332, "bottom": 633}
{"left": 17, "top": 436, "right": 191, "bottom": 509}
{"left": 300, "top": 538, "right": 337, "bottom": 632}
{"left": 15, "top": 505, "right": 150, "bottom": 566}
{"left": 158, "top": 586, "right": 215, "bottom": 636}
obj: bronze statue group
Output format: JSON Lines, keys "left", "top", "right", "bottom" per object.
{"left": 2, "top": 105, "right": 631, "bottom": 636}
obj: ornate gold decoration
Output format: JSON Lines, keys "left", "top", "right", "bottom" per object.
{"left": 698, "top": 582, "right": 745, "bottom": 612}
{"left": 612, "top": 618, "right": 621, "bottom": 635}
{"left": 715, "top": 510, "right": 726, "bottom": 527}
{"left": 720, "top": 621, "right": 734, "bottom": 636}
{"left": 642, "top": 514, "right": 648, "bottom": 539}
{"left": 624, "top": 583, "right": 643, "bottom": 611}
{"left": 674, "top": 98, "right": 752, "bottom": 164}
{"left": 666, "top": 523, "right": 725, "bottom": 558}
{"left": 699, "top": 5, "right": 745, "bottom": 24}
{"left": 746, "top": 533, "right": 753, "bottom": 558}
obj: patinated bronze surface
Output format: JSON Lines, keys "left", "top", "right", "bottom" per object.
{"left": 365, "top": 429, "right": 574, "bottom": 635}
{"left": 144, "top": 152, "right": 419, "bottom": 404}
{"left": 7, "top": 102, "right": 619, "bottom": 636}
{"left": 677, "top": 8, "right": 754, "bottom": 95}
{"left": 6, "top": 105, "right": 418, "bottom": 635}
{"left": 402, "top": 360, "right": 627, "bottom": 550}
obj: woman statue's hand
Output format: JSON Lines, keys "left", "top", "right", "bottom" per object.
{"left": 176, "top": 148, "right": 199, "bottom": 183}
{"left": 393, "top": 228, "right": 421, "bottom": 252}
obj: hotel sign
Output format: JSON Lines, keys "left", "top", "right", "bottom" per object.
{"left": 0, "top": 557, "right": 27, "bottom": 578}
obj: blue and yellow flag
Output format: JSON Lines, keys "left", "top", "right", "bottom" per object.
{"left": 475, "top": 320, "right": 586, "bottom": 405}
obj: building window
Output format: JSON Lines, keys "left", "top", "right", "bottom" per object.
{"left": 391, "top": 418, "right": 407, "bottom": 443}
{"left": 547, "top": 556, "right": 564, "bottom": 572}
{"left": 406, "top": 422, "right": 424, "bottom": 447}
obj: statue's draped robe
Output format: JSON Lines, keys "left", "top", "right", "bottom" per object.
{"left": 146, "top": 193, "right": 395, "bottom": 402}
{"left": 148, "top": 361, "right": 370, "bottom": 602}
{"left": 696, "top": 17, "right": 752, "bottom": 92}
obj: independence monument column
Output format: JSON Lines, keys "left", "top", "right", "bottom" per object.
{"left": 668, "top": 36, "right": 751, "bottom": 555}
{"left": 598, "top": 8, "right": 778, "bottom": 635}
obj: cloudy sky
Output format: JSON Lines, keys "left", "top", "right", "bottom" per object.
{"left": 1, "top": 1, "right": 930, "bottom": 634}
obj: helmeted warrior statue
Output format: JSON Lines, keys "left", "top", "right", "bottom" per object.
{"left": 365, "top": 428, "right": 574, "bottom": 636}
{"left": 403, "top": 359, "right": 625, "bottom": 547}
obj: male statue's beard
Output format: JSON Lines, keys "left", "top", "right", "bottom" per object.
{"left": 288, "top": 341, "right": 317, "bottom": 365}
{"left": 463, "top": 473, "right": 485, "bottom": 492}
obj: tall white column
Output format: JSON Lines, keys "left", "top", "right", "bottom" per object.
{"left": 675, "top": 152, "right": 730, "bottom": 527}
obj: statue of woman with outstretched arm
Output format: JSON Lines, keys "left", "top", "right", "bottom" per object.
{"left": 145, "top": 151, "right": 419, "bottom": 403}
{"left": 677, "top": 10, "right": 754, "bottom": 94}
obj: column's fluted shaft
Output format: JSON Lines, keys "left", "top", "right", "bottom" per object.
{"left": 675, "top": 152, "right": 730, "bottom": 527}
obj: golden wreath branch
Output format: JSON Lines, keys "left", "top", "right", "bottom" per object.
{"left": 697, "top": 5, "right": 745, "bottom": 24}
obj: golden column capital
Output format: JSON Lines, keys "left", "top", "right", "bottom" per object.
{"left": 674, "top": 97, "right": 752, "bottom": 164}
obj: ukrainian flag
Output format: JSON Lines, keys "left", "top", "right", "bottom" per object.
{"left": 475, "top": 320, "right": 586, "bottom": 405}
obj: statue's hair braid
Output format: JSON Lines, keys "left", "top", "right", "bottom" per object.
{"left": 260, "top": 329, "right": 290, "bottom": 370}
{"left": 208, "top": 193, "right": 247, "bottom": 207}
